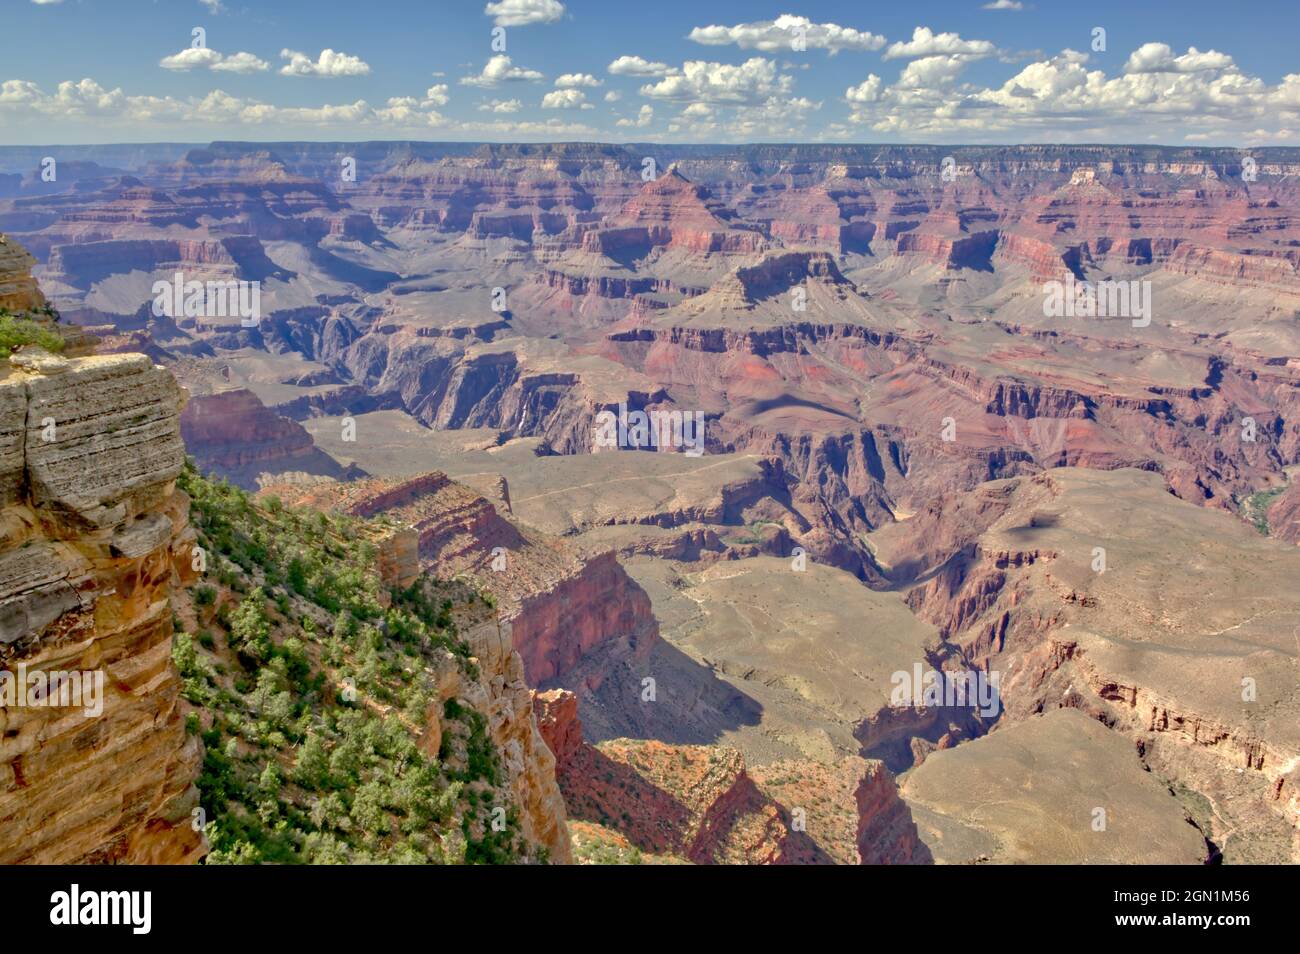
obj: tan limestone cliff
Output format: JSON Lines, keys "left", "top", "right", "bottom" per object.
{"left": 0, "top": 352, "right": 204, "bottom": 864}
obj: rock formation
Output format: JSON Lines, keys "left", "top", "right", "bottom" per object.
{"left": 533, "top": 688, "right": 927, "bottom": 865}
{"left": 0, "top": 352, "right": 203, "bottom": 863}
{"left": 0, "top": 234, "right": 47, "bottom": 312}
{"left": 179, "top": 387, "right": 356, "bottom": 489}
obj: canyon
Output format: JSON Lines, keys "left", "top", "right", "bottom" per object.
{"left": 2, "top": 138, "right": 1298, "bottom": 863}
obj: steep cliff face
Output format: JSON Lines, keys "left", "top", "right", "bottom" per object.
{"left": 461, "top": 622, "right": 571, "bottom": 862}
{"left": 0, "top": 352, "right": 203, "bottom": 864}
{"left": 0, "top": 234, "right": 48, "bottom": 313}
{"left": 179, "top": 387, "right": 356, "bottom": 489}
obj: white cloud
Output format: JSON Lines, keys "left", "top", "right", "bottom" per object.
{"left": 555, "top": 72, "right": 602, "bottom": 88}
{"left": 457, "top": 117, "right": 598, "bottom": 137}
{"left": 687, "top": 14, "right": 885, "bottom": 54}
{"left": 279, "top": 49, "right": 371, "bottom": 78}
{"left": 607, "top": 55, "right": 676, "bottom": 78}
{"left": 459, "top": 55, "right": 544, "bottom": 87}
{"left": 541, "top": 88, "right": 592, "bottom": 109}
{"left": 884, "top": 26, "right": 997, "bottom": 60}
{"left": 160, "top": 48, "right": 223, "bottom": 71}
{"left": 199, "top": 0, "right": 226, "bottom": 13}
{"left": 982, "top": 1, "right": 1024, "bottom": 9}
{"left": 604, "top": 90, "right": 622, "bottom": 102}
{"left": 158, "top": 46, "right": 271, "bottom": 76}
{"left": 723, "top": 95, "right": 820, "bottom": 136}
{"left": 845, "top": 74, "right": 882, "bottom": 104}
{"left": 479, "top": 98, "right": 522, "bottom": 113}
{"left": 212, "top": 52, "right": 271, "bottom": 74}
{"left": 423, "top": 84, "right": 450, "bottom": 107}
{"left": 842, "top": 43, "right": 1287, "bottom": 143}
{"left": 638, "top": 57, "right": 793, "bottom": 105}
{"left": 31, "top": 0, "right": 63, "bottom": 5}
{"left": 483, "top": 0, "right": 565, "bottom": 27}
{"left": 897, "top": 55, "right": 972, "bottom": 89}
{"left": 616, "top": 104, "right": 654, "bottom": 128}
{"left": 1123, "top": 43, "right": 1234, "bottom": 74}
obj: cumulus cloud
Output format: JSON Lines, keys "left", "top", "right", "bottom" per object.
{"left": 483, "top": 0, "right": 565, "bottom": 27}
{"left": 159, "top": 48, "right": 224, "bottom": 71}
{"left": 199, "top": 0, "right": 225, "bottom": 13}
{"left": 884, "top": 26, "right": 997, "bottom": 61}
{"left": 1123, "top": 42, "right": 1234, "bottom": 74}
{"left": 0, "top": 75, "right": 614, "bottom": 141}
{"left": 0, "top": 77, "right": 436, "bottom": 128}
{"left": 604, "top": 90, "right": 621, "bottom": 102}
{"left": 845, "top": 74, "right": 883, "bottom": 104}
{"left": 158, "top": 46, "right": 270, "bottom": 75}
{"left": 607, "top": 55, "right": 676, "bottom": 78}
{"left": 982, "top": 0, "right": 1023, "bottom": 9}
{"left": 279, "top": 49, "right": 371, "bottom": 78}
{"left": 541, "top": 88, "right": 592, "bottom": 109}
{"left": 459, "top": 55, "right": 544, "bottom": 87}
{"left": 638, "top": 57, "right": 793, "bottom": 105}
{"left": 212, "top": 52, "right": 272, "bottom": 74}
{"left": 554, "top": 72, "right": 602, "bottom": 88}
{"left": 423, "top": 84, "right": 450, "bottom": 106}
{"left": 479, "top": 98, "right": 522, "bottom": 113}
{"left": 896, "top": 55, "right": 973, "bottom": 89}
{"left": 687, "top": 14, "right": 885, "bottom": 53}
{"left": 842, "top": 42, "right": 1290, "bottom": 143}
{"left": 616, "top": 104, "right": 654, "bottom": 128}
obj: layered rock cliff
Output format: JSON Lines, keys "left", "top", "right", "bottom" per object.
{"left": 0, "top": 352, "right": 203, "bottom": 863}
{"left": 0, "top": 234, "right": 47, "bottom": 313}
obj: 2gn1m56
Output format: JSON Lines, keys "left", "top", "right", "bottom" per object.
{"left": 1182, "top": 891, "right": 1250, "bottom": 903}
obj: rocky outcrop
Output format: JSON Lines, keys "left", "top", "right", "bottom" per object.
{"left": 534, "top": 688, "right": 927, "bottom": 864}
{"left": 751, "top": 756, "right": 928, "bottom": 864}
{"left": 179, "top": 388, "right": 356, "bottom": 490}
{"left": 0, "top": 352, "right": 203, "bottom": 864}
{"left": 597, "top": 168, "right": 768, "bottom": 254}
{"left": 457, "top": 622, "right": 572, "bottom": 863}
{"left": 0, "top": 234, "right": 47, "bottom": 312}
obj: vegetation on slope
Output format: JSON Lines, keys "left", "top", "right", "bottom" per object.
{"left": 1240, "top": 486, "right": 1286, "bottom": 535}
{"left": 173, "top": 462, "right": 533, "bottom": 864}
{"left": 0, "top": 307, "right": 65, "bottom": 358}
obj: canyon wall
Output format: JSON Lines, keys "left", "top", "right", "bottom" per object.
{"left": 0, "top": 353, "right": 204, "bottom": 863}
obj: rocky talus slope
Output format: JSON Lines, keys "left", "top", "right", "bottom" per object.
{"left": 0, "top": 352, "right": 203, "bottom": 863}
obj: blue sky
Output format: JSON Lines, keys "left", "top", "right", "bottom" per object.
{"left": 3, "top": 0, "right": 1298, "bottom": 144}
